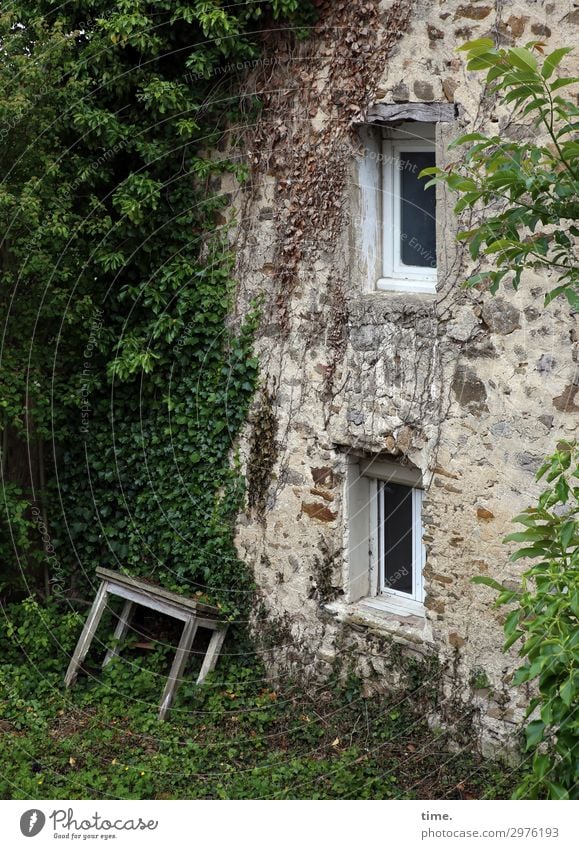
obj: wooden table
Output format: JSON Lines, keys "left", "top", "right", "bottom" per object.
{"left": 64, "top": 567, "right": 228, "bottom": 720}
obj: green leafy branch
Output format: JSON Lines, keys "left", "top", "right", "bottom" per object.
{"left": 473, "top": 441, "right": 578, "bottom": 799}
{"left": 421, "top": 40, "right": 579, "bottom": 308}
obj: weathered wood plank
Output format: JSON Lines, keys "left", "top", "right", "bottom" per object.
{"left": 64, "top": 581, "right": 109, "bottom": 687}
{"left": 100, "top": 582, "right": 191, "bottom": 622}
{"left": 158, "top": 616, "right": 198, "bottom": 720}
{"left": 195, "top": 617, "right": 227, "bottom": 631}
{"left": 98, "top": 581, "right": 223, "bottom": 630}
{"left": 196, "top": 627, "right": 227, "bottom": 685}
{"left": 102, "top": 599, "right": 135, "bottom": 668}
{"left": 95, "top": 567, "right": 220, "bottom": 616}
{"left": 364, "top": 102, "right": 457, "bottom": 124}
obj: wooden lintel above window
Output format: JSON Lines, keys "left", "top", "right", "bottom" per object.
{"left": 364, "top": 102, "right": 458, "bottom": 124}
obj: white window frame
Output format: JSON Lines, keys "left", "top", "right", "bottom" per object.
{"left": 369, "top": 480, "right": 424, "bottom": 615}
{"left": 345, "top": 457, "right": 426, "bottom": 618}
{"left": 378, "top": 123, "right": 437, "bottom": 295}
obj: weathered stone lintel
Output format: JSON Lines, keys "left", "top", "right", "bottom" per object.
{"left": 364, "top": 101, "right": 458, "bottom": 124}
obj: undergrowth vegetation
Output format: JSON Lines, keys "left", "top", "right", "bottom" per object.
{"left": 0, "top": 600, "right": 518, "bottom": 800}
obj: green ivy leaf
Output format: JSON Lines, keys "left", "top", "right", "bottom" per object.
{"left": 547, "top": 782, "right": 569, "bottom": 800}
{"left": 525, "top": 720, "right": 545, "bottom": 750}
{"left": 471, "top": 576, "right": 505, "bottom": 591}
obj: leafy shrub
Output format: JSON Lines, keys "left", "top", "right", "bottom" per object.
{"left": 474, "top": 441, "right": 578, "bottom": 799}
{"left": 0, "top": 0, "right": 317, "bottom": 615}
{"left": 422, "top": 40, "right": 579, "bottom": 307}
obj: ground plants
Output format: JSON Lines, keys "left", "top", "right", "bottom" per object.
{"left": 0, "top": 598, "right": 519, "bottom": 800}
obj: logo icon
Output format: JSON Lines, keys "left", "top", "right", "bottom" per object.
{"left": 20, "top": 810, "right": 46, "bottom": 837}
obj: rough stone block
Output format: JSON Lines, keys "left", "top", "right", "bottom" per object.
{"left": 481, "top": 297, "right": 521, "bottom": 335}
{"left": 454, "top": 4, "right": 492, "bottom": 20}
{"left": 452, "top": 366, "right": 489, "bottom": 415}
{"left": 476, "top": 507, "right": 495, "bottom": 521}
{"left": 413, "top": 80, "right": 435, "bottom": 101}
{"left": 301, "top": 501, "right": 337, "bottom": 523}
{"left": 553, "top": 385, "right": 579, "bottom": 413}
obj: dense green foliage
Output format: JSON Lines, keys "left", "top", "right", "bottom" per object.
{"left": 474, "top": 443, "right": 579, "bottom": 800}
{"left": 0, "top": 1, "right": 314, "bottom": 615}
{"left": 424, "top": 39, "right": 579, "bottom": 801}
{"left": 422, "top": 39, "right": 579, "bottom": 307}
{"left": 0, "top": 599, "right": 517, "bottom": 799}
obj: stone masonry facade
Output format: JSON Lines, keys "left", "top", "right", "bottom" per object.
{"left": 227, "top": 0, "right": 579, "bottom": 752}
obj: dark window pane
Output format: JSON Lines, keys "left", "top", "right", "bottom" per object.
{"left": 381, "top": 482, "right": 413, "bottom": 594}
{"left": 399, "top": 151, "right": 436, "bottom": 268}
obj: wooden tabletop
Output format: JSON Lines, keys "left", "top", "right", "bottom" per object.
{"left": 95, "top": 567, "right": 222, "bottom": 618}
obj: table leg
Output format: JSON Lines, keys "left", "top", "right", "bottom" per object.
{"left": 64, "top": 581, "right": 109, "bottom": 687}
{"left": 158, "top": 616, "right": 198, "bottom": 721}
{"left": 102, "top": 600, "right": 135, "bottom": 668}
{"left": 196, "top": 627, "right": 227, "bottom": 684}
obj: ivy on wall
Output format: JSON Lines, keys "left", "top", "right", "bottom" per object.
{"left": 0, "top": 0, "right": 316, "bottom": 618}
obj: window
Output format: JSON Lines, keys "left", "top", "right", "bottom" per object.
{"left": 371, "top": 479, "right": 424, "bottom": 604}
{"left": 379, "top": 123, "right": 437, "bottom": 293}
{"left": 356, "top": 103, "right": 456, "bottom": 296}
{"left": 345, "top": 457, "right": 425, "bottom": 616}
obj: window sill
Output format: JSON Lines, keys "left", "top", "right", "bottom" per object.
{"left": 351, "top": 291, "right": 437, "bottom": 318}
{"left": 377, "top": 277, "right": 436, "bottom": 295}
{"left": 363, "top": 593, "right": 425, "bottom": 617}
{"left": 323, "top": 598, "right": 433, "bottom": 645}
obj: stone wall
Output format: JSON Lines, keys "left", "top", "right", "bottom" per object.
{"left": 229, "top": 0, "right": 578, "bottom": 751}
